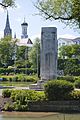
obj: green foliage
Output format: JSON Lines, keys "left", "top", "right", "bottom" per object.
{"left": 26, "top": 75, "right": 38, "bottom": 83}
{"left": 2, "top": 89, "right": 12, "bottom": 98}
{"left": 58, "top": 58, "right": 80, "bottom": 76}
{"left": 57, "top": 76, "right": 75, "bottom": 83}
{"left": 13, "top": 102, "right": 28, "bottom": 111}
{"left": 15, "top": 60, "right": 32, "bottom": 68}
{"left": 16, "top": 46, "right": 26, "bottom": 60}
{"left": 58, "top": 45, "right": 80, "bottom": 76}
{"left": 3, "top": 103, "right": 13, "bottom": 111}
{"left": 36, "top": 0, "right": 80, "bottom": 29}
{"left": 44, "top": 80, "right": 74, "bottom": 101}
{"left": 2, "top": 89, "right": 45, "bottom": 102}
{"left": 0, "top": 74, "right": 38, "bottom": 84}
{"left": 0, "top": 37, "right": 40, "bottom": 76}
{"left": 10, "top": 90, "right": 45, "bottom": 102}
{"left": 2, "top": 0, "right": 15, "bottom": 7}
{"left": 59, "top": 45, "right": 80, "bottom": 59}
{"left": 0, "top": 67, "right": 36, "bottom": 75}
{"left": 29, "top": 38, "right": 40, "bottom": 77}
{"left": 0, "top": 36, "right": 17, "bottom": 67}
{"left": 75, "top": 79, "right": 80, "bottom": 88}
{"left": 70, "top": 90, "right": 80, "bottom": 100}
{"left": 2, "top": 89, "right": 45, "bottom": 111}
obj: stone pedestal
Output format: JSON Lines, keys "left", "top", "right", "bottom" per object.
{"left": 29, "top": 80, "right": 45, "bottom": 90}
{"left": 40, "top": 27, "right": 57, "bottom": 80}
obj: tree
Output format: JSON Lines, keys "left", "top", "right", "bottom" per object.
{"left": 0, "top": 0, "right": 15, "bottom": 8}
{"left": 15, "top": 46, "right": 32, "bottom": 68}
{"left": 29, "top": 37, "right": 40, "bottom": 77}
{"left": 35, "top": 0, "right": 80, "bottom": 28}
{"left": 0, "top": 36, "right": 17, "bottom": 67}
{"left": 58, "top": 44, "right": 80, "bottom": 76}
{"left": 59, "top": 44, "right": 80, "bottom": 59}
{"left": 17, "top": 46, "right": 26, "bottom": 60}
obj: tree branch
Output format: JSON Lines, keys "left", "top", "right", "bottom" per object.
{"left": 0, "top": 2, "right": 13, "bottom": 8}
{"left": 46, "top": 16, "right": 73, "bottom": 20}
{"left": 0, "top": 2, "right": 9, "bottom": 7}
{"left": 35, "top": 4, "right": 73, "bottom": 21}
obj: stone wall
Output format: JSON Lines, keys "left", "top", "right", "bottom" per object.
{"left": 28, "top": 101, "right": 80, "bottom": 112}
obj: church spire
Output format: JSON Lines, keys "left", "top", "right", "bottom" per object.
{"left": 4, "top": 10, "right": 12, "bottom": 38}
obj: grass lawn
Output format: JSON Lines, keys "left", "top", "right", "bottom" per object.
{"left": 0, "top": 81, "right": 33, "bottom": 87}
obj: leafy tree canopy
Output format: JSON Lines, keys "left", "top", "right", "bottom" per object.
{"left": 0, "top": 0, "right": 15, "bottom": 8}
{"left": 59, "top": 44, "right": 80, "bottom": 59}
{"left": 35, "top": 0, "right": 80, "bottom": 29}
{"left": 0, "top": 36, "right": 17, "bottom": 66}
{"left": 29, "top": 37, "right": 40, "bottom": 70}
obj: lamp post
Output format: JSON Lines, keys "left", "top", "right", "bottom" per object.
{"left": 37, "top": 47, "right": 39, "bottom": 78}
{"left": 36, "top": 42, "right": 40, "bottom": 78}
{"left": 14, "top": 44, "right": 17, "bottom": 75}
{"left": 25, "top": 38, "right": 33, "bottom": 75}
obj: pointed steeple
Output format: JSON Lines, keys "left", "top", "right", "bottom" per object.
{"left": 4, "top": 10, "right": 12, "bottom": 38}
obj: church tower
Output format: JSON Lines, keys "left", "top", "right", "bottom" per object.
{"left": 4, "top": 11, "right": 12, "bottom": 38}
{"left": 21, "top": 18, "right": 28, "bottom": 39}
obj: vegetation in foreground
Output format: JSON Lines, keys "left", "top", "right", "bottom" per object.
{"left": 2, "top": 89, "right": 46, "bottom": 111}
{"left": 1, "top": 79, "right": 80, "bottom": 112}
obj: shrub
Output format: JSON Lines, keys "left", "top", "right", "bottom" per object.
{"left": 3, "top": 103, "right": 13, "bottom": 111}
{"left": 15, "top": 91, "right": 27, "bottom": 104}
{"left": 2, "top": 89, "right": 12, "bottom": 98}
{"left": 2, "top": 89, "right": 46, "bottom": 111}
{"left": 13, "top": 102, "right": 28, "bottom": 111}
{"left": 26, "top": 76, "right": 38, "bottom": 83}
{"left": 57, "top": 76, "right": 75, "bottom": 83}
{"left": 11, "top": 90, "right": 45, "bottom": 102}
{"left": 44, "top": 80, "right": 74, "bottom": 101}
{"left": 70, "top": 90, "right": 80, "bottom": 100}
{"left": 75, "top": 79, "right": 80, "bottom": 88}
{"left": 0, "top": 67, "right": 36, "bottom": 75}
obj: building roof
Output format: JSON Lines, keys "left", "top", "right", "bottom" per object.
{"left": 72, "top": 37, "right": 80, "bottom": 41}
{"left": 21, "top": 18, "right": 28, "bottom": 26}
{"left": 21, "top": 22, "right": 28, "bottom": 26}
{"left": 58, "top": 38, "right": 73, "bottom": 41}
{"left": 17, "top": 38, "right": 33, "bottom": 47}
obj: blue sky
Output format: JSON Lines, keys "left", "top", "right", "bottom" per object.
{"left": 0, "top": 0, "right": 80, "bottom": 42}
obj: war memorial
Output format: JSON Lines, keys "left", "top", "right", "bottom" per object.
{"left": 29, "top": 27, "right": 57, "bottom": 90}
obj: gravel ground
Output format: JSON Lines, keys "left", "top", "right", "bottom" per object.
{"left": 0, "top": 96, "right": 12, "bottom": 111}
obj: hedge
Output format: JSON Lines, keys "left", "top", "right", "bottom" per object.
{"left": 0, "top": 74, "right": 38, "bottom": 83}
{"left": 0, "top": 68, "right": 36, "bottom": 75}
{"left": 44, "top": 80, "right": 74, "bottom": 100}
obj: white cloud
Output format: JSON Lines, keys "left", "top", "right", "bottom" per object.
{"left": 0, "top": 31, "right": 3, "bottom": 38}
{"left": 58, "top": 34, "right": 77, "bottom": 39}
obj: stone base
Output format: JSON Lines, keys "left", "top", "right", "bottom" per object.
{"left": 29, "top": 80, "right": 47, "bottom": 91}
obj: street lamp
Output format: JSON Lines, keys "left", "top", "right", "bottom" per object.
{"left": 13, "top": 44, "right": 17, "bottom": 75}
{"left": 25, "top": 38, "right": 33, "bottom": 75}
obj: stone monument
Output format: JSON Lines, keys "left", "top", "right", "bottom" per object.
{"left": 40, "top": 27, "right": 57, "bottom": 80}
{"left": 29, "top": 27, "right": 57, "bottom": 90}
